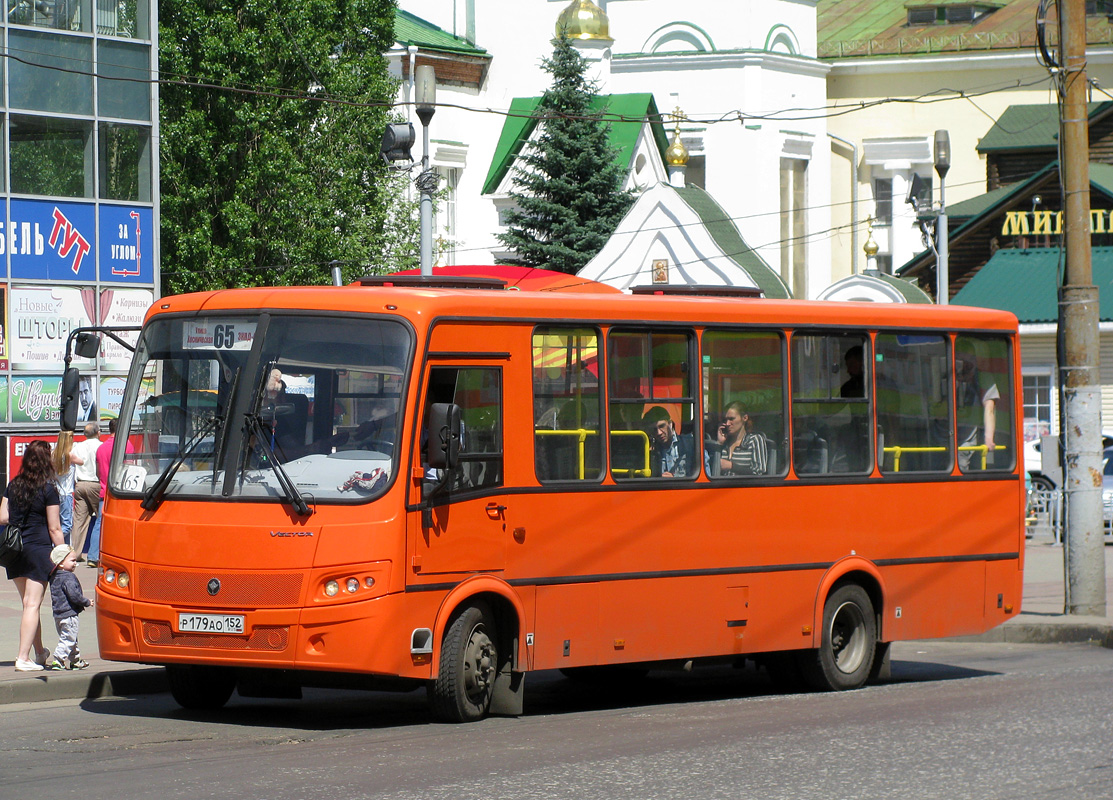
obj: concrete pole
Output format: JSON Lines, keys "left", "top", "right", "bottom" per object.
{"left": 420, "top": 121, "right": 433, "bottom": 276}
{"left": 1059, "top": 0, "right": 1106, "bottom": 616}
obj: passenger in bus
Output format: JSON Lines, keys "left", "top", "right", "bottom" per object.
{"left": 840, "top": 346, "right": 865, "bottom": 398}
{"left": 641, "top": 406, "right": 693, "bottom": 478}
{"left": 956, "top": 343, "right": 998, "bottom": 471}
{"left": 713, "top": 402, "right": 769, "bottom": 476}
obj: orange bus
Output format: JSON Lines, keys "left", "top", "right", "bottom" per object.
{"left": 91, "top": 276, "right": 1024, "bottom": 721}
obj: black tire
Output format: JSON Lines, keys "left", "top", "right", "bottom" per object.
{"left": 1030, "top": 474, "right": 1055, "bottom": 492}
{"left": 166, "top": 665, "right": 237, "bottom": 710}
{"left": 799, "top": 583, "right": 877, "bottom": 691}
{"left": 429, "top": 603, "right": 497, "bottom": 723}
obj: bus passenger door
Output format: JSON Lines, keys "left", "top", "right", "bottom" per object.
{"left": 410, "top": 364, "right": 507, "bottom": 578}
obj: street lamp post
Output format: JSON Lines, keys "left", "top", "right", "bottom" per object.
{"left": 934, "top": 129, "right": 950, "bottom": 305}
{"left": 415, "top": 65, "right": 437, "bottom": 277}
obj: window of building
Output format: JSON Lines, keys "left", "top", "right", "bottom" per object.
{"left": 791, "top": 333, "right": 871, "bottom": 475}
{"left": 96, "top": 0, "right": 149, "bottom": 38}
{"left": 703, "top": 330, "right": 786, "bottom": 478}
{"left": 8, "top": 30, "right": 93, "bottom": 115}
{"left": 686, "top": 154, "right": 706, "bottom": 190}
{"left": 98, "top": 40, "right": 151, "bottom": 121}
{"left": 435, "top": 166, "right": 458, "bottom": 264}
{"left": 873, "top": 178, "right": 892, "bottom": 224}
{"left": 10, "top": 114, "right": 93, "bottom": 197}
{"left": 533, "top": 327, "right": 603, "bottom": 482}
{"left": 607, "top": 330, "right": 695, "bottom": 480}
{"left": 8, "top": 0, "right": 91, "bottom": 32}
{"left": 1022, "top": 372, "right": 1054, "bottom": 447}
{"left": 876, "top": 333, "right": 951, "bottom": 474}
{"left": 955, "top": 334, "right": 1014, "bottom": 473}
{"left": 98, "top": 122, "right": 150, "bottom": 201}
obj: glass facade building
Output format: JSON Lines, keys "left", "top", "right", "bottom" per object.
{"left": 0, "top": 0, "right": 157, "bottom": 470}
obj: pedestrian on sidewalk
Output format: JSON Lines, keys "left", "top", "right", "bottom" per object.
{"left": 70, "top": 422, "right": 101, "bottom": 560}
{"left": 3, "top": 439, "right": 64, "bottom": 671}
{"left": 51, "top": 430, "right": 84, "bottom": 544}
{"left": 46, "top": 545, "right": 91, "bottom": 670}
{"left": 88, "top": 418, "right": 133, "bottom": 567}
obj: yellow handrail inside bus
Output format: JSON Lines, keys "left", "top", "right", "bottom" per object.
{"left": 533, "top": 428, "right": 652, "bottom": 478}
{"left": 535, "top": 428, "right": 598, "bottom": 480}
{"left": 609, "top": 429, "right": 651, "bottom": 477}
{"left": 883, "top": 444, "right": 1005, "bottom": 472}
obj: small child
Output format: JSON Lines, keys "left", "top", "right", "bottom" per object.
{"left": 47, "top": 544, "right": 93, "bottom": 670}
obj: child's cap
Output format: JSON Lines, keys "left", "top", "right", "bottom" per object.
{"left": 50, "top": 544, "right": 74, "bottom": 566}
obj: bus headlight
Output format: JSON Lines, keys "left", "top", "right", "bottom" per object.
{"left": 324, "top": 580, "right": 340, "bottom": 597}
{"left": 117, "top": 571, "right": 130, "bottom": 589}
{"left": 346, "top": 578, "right": 359, "bottom": 593}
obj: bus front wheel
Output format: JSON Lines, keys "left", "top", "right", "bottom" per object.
{"left": 799, "top": 584, "right": 876, "bottom": 691}
{"left": 429, "top": 603, "right": 497, "bottom": 723}
{"left": 166, "top": 665, "right": 237, "bottom": 710}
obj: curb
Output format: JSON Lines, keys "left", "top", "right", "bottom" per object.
{"left": 949, "top": 620, "right": 1113, "bottom": 649}
{"left": 0, "top": 667, "right": 167, "bottom": 706}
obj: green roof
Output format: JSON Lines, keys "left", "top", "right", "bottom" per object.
{"left": 874, "top": 272, "right": 933, "bottom": 303}
{"left": 818, "top": 0, "right": 1113, "bottom": 59}
{"left": 952, "top": 246, "right": 1113, "bottom": 322}
{"left": 672, "top": 186, "right": 791, "bottom": 299}
{"left": 946, "top": 180, "right": 1021, "bottom": 218}
{"left": 978, "top": 102, "right": 1111, "bottom": 152}
{"left": 482, "top": 93, "right": 668, "bottom": 195}
{"left": 394, "top": 9, "right": 488, "bottom": 56}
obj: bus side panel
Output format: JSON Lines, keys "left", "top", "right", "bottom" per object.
{"left": 881, "top": 562, "right": 986, "bottom": 641}
{"left": 533, "top": 584, "right": 601, "bottom": 668}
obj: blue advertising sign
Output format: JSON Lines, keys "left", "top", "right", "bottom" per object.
{"left": 99, "top": 205, "right": 154, "bottom": 284}
{"left": 9, "top": 199, "right": 96, "bottom": 282}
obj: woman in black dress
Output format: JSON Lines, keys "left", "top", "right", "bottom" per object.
{"left": 3, "top": 439, "right": 63, "bottom": 671}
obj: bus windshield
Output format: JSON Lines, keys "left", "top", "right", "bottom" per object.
{"left": 109, "top": 313, "right": 411, "bottom": 504}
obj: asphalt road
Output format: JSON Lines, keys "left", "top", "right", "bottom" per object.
{"left": 4, "top": 640, "right": 1112, "bottom": 800}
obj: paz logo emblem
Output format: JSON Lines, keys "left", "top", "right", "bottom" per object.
{"left": 207, "top": 578, "right": 221, "bottom": 596}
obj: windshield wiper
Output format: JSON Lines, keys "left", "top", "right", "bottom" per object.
{"left": 141, "top": 413, "right": 224, "bottom": 512}
{"left": 244, "top": 413, "right": 314, "bottom": 517}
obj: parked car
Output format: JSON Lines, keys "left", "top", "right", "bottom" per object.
{"left": 1025, "top": 431, "right": 1113, "bottom": 491}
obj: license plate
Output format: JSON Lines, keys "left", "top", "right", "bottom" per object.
{"left": 178, "top": 613, "right": 245, "bottom": 635}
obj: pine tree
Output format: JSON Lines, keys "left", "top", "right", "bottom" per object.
{"left": 497, "top": 33, "right": 633, "bottom": 275}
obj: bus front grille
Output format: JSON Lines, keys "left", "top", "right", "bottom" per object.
{"left": 143, "top": 621, "right": 290, "bottom": 651}
{"left": 135, "top": 567, "right": 305, "bottom": 608}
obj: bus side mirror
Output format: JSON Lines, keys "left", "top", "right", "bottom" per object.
{"left": 60, "top": 368, "right": 80, "bottom": 432}
{"left": 427, "top": 403, "right": 461, "bottom": 470}
{"left": 74, "top": 332, "right": 102, "bottom": 359}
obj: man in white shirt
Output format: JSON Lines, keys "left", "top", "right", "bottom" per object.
{"left": 70, "top": 422, "right": 102, "bottom": 560}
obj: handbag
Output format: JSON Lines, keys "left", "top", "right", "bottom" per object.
{"left": 0, "top": 494, "right": 33, "bottom": 569}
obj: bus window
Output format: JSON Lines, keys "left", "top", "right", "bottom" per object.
{"left": 791, "top": 333, "right": 871, "bottom": 475}
{"left": 607, "top": 330, "right": 696, "bottom": 480}
{"left": 424, "top": 367, "right": 503, "bottom": 493}
{"left": 955, "top": 334, "right": 1014, "bottom": 473}
{"left": 702, "top": 330, "right": 786, "bottom": 478}
{"left": 532, "top": 328, "right": 603, "bottom": 482}
{"left": 876, "top": 334, "right": 951, "bottom": 474}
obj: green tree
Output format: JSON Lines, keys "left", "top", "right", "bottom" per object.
{"left": 497, "top": 32, "right": 633, "bottom": 275}
{"left": 159, "top": 0, "right": 411, "bottom": 294}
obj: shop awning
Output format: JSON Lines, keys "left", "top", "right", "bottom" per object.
{"left": 951, "top": 246, "right": 1113, "bottom": 323}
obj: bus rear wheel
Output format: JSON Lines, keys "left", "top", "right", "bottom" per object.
{"left": 429, "top": 603, "right": 497, "bottom": 723}
{"left": 166, "top": 665, "right": 237, "bottom": 710}
{"left": 799, "top": 584, "right": 877, "bottom": 691}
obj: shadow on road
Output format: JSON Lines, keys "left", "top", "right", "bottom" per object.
{"left": 75, "top": 656, "right": 1000, "bottom": 731}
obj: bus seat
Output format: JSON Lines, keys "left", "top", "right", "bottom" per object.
{"left": 765, "top": 438, "right": 778, "bottom": 476}
{"left": 275, "top": 393, "right": 309, "bottom": 450}
{"left": 794, "top": 430, "right": 829, "bottom": 474}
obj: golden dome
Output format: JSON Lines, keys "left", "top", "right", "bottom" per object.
{"left": 556, "top": 0, "right": 613, "bottom": 42}
{"left": 864, "top": 222, "right": 879, "bottom": 257}
{"left": 665, "top": 108, "right": 689, "bottom": 167}
{"left": 666, "top": 131, "right": 689, "bottom": 167}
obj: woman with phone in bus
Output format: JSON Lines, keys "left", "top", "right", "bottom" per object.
{"left": 714, "top": 401, "right": 768, "bottom": 476}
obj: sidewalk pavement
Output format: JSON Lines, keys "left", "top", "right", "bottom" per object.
{"left": 1, "top": 536, "right": 1111, "bottom": 706}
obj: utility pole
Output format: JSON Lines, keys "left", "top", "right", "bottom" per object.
{"left": 1058, "top": 0, "right": 1106, "bottom": 616}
